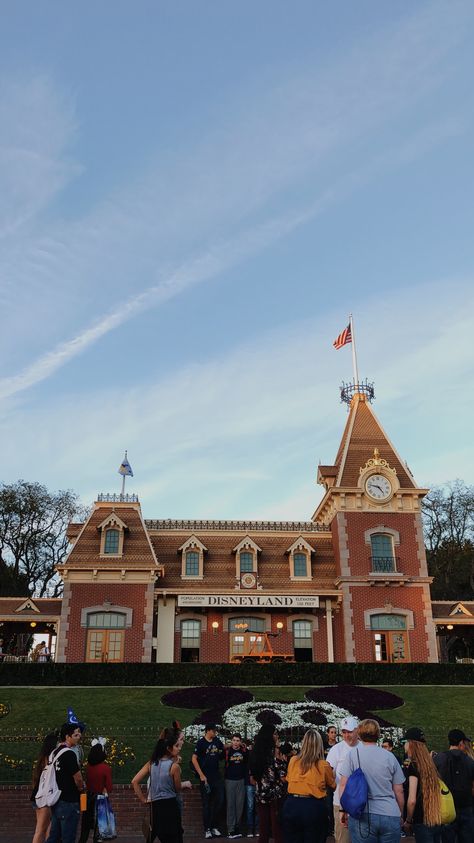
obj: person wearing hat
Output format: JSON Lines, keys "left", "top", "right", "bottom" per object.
{"left": 403, "top": 727, "right": 444, "bottom": 842}
{"left": 434, "top": 729, "right": 474, "bottom": 843}
{"left": 326, "top": 716, "right": 360, "bottom": 843}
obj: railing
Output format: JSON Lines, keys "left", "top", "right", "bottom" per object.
{"left": 146, "top": 518, "right": 328, "bottom": 531}
{"left": 97, "top": 493, "right": 139, "bottom": 503}
{"left": 370, "top": 556, "right": 399, "bottom": 573}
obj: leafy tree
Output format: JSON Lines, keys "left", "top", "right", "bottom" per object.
{"left": 0, "top": 481, "right": 88, "bottom": 597}
{"left": 422, "top": 480, "right": 474, "bottom": 599}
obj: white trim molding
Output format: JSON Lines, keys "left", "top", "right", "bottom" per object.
{"left": 363, "top": 605, "right": 414, "bottom": 631}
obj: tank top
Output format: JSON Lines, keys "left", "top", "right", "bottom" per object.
{"left": 150, "top": 758, "right": 176, "bottom": 801}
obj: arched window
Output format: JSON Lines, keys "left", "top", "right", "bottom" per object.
{"left": 293, "top": 552, "right": 308, "bottom": 578}
{"left": 185, "top": 551, "right": 200, "bottom": 577}
{"left": 104, "top": 529, "right": 120, "bottom": 555}
{"left": 370, "top": 533, "right": 395, "bottom": 572}
{"left": 181, "top": 619, "right": 201, "bottom": 662}
{"left": 229, "top": 617, "right": 266, "bottom": 632}
{"left": 87, "top": 612, "right": 126, "bottom": 629}
{"left": 293, "top": 620, "right": 313, "bottom": 662}
{"left": 240, "top": 552, "right": 254, "bottom": 573}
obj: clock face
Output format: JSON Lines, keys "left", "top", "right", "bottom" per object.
{"left": 241, "top": 572, "right": 257, "bottom": 589}
{"left": 365, "top": 473, "right": 392, "bottom": 501}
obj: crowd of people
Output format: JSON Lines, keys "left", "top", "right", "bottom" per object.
{"left": 30, "top": 715, "right": 474, "bottom": 843}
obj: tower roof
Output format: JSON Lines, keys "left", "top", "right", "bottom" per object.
{"left": 320, "top": 392, "right": 417, "bottom": 490}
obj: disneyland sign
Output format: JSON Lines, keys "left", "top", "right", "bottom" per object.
{"left": 177, "top": 594, "right": 319, "bottom": 608}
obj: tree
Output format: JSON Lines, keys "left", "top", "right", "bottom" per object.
{"left": 422, "top": 480, "right": 474, "bottom": 599}
{"left": 0, "top": 481, "right": 89, "bottom": 597}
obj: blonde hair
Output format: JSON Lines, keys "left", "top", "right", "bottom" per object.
{"left": 298, "top": 729, "right": 325, "bottom": 775}
{"left": 408, "top": 741, "right": 441, "bottom": 827}
{"left": 358, "top": 719, "right": 380, "bottom": 743}
{"left": 463, "top": 739, "right": 474, "bottom": 760}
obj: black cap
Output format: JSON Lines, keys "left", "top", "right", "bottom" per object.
{"left": 404, "top": 727, "right": 426, "bottom": 742}
{"left": 448, "top": 728, "right": 470, "bottom": 745}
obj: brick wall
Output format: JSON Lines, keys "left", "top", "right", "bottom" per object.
{"left": 350, "top": 585, "right": 429, "bottom": 662}
{"left": 343, "top": 512, "right": 422, "bottom": 578}
{"left": 63, "top": 583, "right": 149, "bottom": 662}
{"left": 0, "top": 785, "right": 204, "bottom": 842}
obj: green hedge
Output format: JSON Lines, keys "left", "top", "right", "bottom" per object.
{"left": 0, "top": 661, "right": 473, "bottom": 686}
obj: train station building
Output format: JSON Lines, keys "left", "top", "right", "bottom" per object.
{"left": 3, "top": 384, "right": 470, "bottom": 664}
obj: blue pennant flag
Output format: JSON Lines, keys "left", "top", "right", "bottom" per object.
{"left": 118, "top": 452, "right": 133, "bottom": 477}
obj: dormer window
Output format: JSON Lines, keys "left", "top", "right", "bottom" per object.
{"left": 233, "top": 536, "right": 261, "bottom": 582}
{"left": 98, "top": 512, "right": 128, "bottom": 558}
{"left": 287, "top": 537, "right": 313, "bottom": 580}
{"left": 179, "top": 535, "right": 207, "bottom": 580}
{"left": 240, "top": 552, "right": 254, "bottom": 574}
{"left": 185, "top": 551, "right": 200, "bottom": 577}
{"left": 104, "top": 529, "right": 120, "bottom": 555}
{"left": 294, "top": 552, "right": 308, "bottom": 577}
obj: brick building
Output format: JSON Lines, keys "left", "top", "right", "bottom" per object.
{"left": 4, "top": 386, "right": 469, "bottom": 664}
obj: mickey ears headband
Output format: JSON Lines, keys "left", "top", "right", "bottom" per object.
{"left": 91, "top": 737, "right": 106, "bottom": 748}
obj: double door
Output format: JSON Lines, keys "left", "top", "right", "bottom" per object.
{"left": 374, "top": 630, "right": 409, "bottom": 662}
{"left": 86, "top": 629, "right": 124, "bottom": 662}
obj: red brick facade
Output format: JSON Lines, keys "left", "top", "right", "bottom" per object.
{"left": 48, "top": 390, "right": 439, "bottom": 664}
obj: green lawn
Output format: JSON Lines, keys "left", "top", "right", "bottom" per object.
{"left": 1, "top": 685, "right": 472, "bottom": 783}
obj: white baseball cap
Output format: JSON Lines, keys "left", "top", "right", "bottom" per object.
{"left": 340, "top": 716, "right": 359, "bottom": 731}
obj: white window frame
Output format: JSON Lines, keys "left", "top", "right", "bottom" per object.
{"left": 179, "top": 535, "right": 207, "bottom": 580}
{"left": 233, "top": 536, "right": 261, "bottom": 580}
{"left": 286, "top": 536, "right": 314, "bottom": 581}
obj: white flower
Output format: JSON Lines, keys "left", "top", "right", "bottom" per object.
{"left": 184, "top": 696, "right": 404, "bottom": 749}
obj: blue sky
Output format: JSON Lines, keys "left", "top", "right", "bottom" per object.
{"left": 1, "top": 0, "right": 473, "bottom": 520}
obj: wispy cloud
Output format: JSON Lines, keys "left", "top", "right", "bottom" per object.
{"left": 0, "top": 110, "right": 461, "bottom": 402}
{"left": 1, "top": 1, "right": 471, "bottom": 373}
{"left": 1, "top": 278, "right": 473, "bottom": 518}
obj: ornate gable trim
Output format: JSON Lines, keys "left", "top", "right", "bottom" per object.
{"left": 232, "top": 536, "right": 262, "bottom": 554}
{"left": 286, "top": 536, "right": 314, "bottom": 555}
{"left": 449, "top": 602, "right": 472, "bottom": 617}
{"left": 15, "top": 598, "right": 40, "bottom": 614}
{"left": 178, "top": 535, "right": 208, "bottom": 553}
{"left": 97, "top": 512, "right": 129, "bottom": 532}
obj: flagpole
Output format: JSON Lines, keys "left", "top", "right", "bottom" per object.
{"left": 120, "top": 450, "right": 127, "bottom": 498}
{"left": 350, "top": 314, "right": 360, "bottom": 385}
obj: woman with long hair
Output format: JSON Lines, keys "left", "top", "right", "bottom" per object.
{"left": 282, "top": 729, "right": 335, "bottom": 843}
{"left": 132, "top": 727, "right": 192, "bottom": 843}
{"left": 31, "top": 732, "right": 58, "bottom": 843}
{"left": 403, "top": 727, "right": 443, "bottom": 842}
{"left": 248, "top": 723, "right": 286, "bottom": 843}
{"left": 78, "top": 741, "right": 113, "bottom": 843}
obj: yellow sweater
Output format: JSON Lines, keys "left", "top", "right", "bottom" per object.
{"left": 286, "top": 756, "right": 336, "bottom": 799}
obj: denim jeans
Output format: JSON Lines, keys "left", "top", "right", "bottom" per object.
{"left": 246, "top": 784, "right": 259, "bottom": 833}
{"left": 45, "top": 799, "right": 81, "bottom": 843}
{"left": 441, "top": 806, "right": 474, "bottom": 843}
{"left": 413, "top": 824, "right": 442, "bottom": 843}
{"left": 199, "top": 778, "right": 225, "bottom": 831}
{"left": 348, "top": 812, "right": 401, "bottom": 843}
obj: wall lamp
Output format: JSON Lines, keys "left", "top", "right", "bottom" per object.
{"left": 276, "top": 622, "right": 284, "bottom": 631}
{"left": 30, "top": 622, "right": 37, "bottom": 628}
{"left": 446, "top": 624, "right": 454, "bottom": 630}
{"left": 212, "top": 621, "right": 219, "bottom": 636}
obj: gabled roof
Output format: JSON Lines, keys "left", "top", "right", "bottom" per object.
{"left": 431, "top": 601, "right": 474, "bottom": 619}
{"left": 332, "top": 394, "right": 416, "bottom": 489}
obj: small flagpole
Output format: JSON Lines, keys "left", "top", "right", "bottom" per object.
{"left": 121, "top": 450, "right": 127, "bottom": 498}
{"left": 350, "top": 314, "right": 360, "bottom": 385}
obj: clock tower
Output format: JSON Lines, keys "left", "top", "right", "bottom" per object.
{"left": 314, "top": 382, "right": 438, "bottom": 663}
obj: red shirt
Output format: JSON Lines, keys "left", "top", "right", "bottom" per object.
{"left": 86, "top": 762, "right": 112, "bottom": 794}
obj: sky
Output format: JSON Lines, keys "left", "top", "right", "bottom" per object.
{"left": 1, "top": 0, "right": 473, "bottom": 521}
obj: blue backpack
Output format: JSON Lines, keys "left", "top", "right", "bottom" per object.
{"left": 340, "top": 749, "right": 369, "bottom": 819}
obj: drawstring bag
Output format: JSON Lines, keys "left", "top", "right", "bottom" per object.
{"left": 438, "top": 779, "right": 456, "bottom": 825}
{"left": 340, "top": 749, "right": 368, "bottom": 819}
{"left": 96, "top": 794, "right": 117, "bottom": 840}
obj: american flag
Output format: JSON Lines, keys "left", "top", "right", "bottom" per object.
{"left": 333, "top": 323, "right": 352, "bottom": 349}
